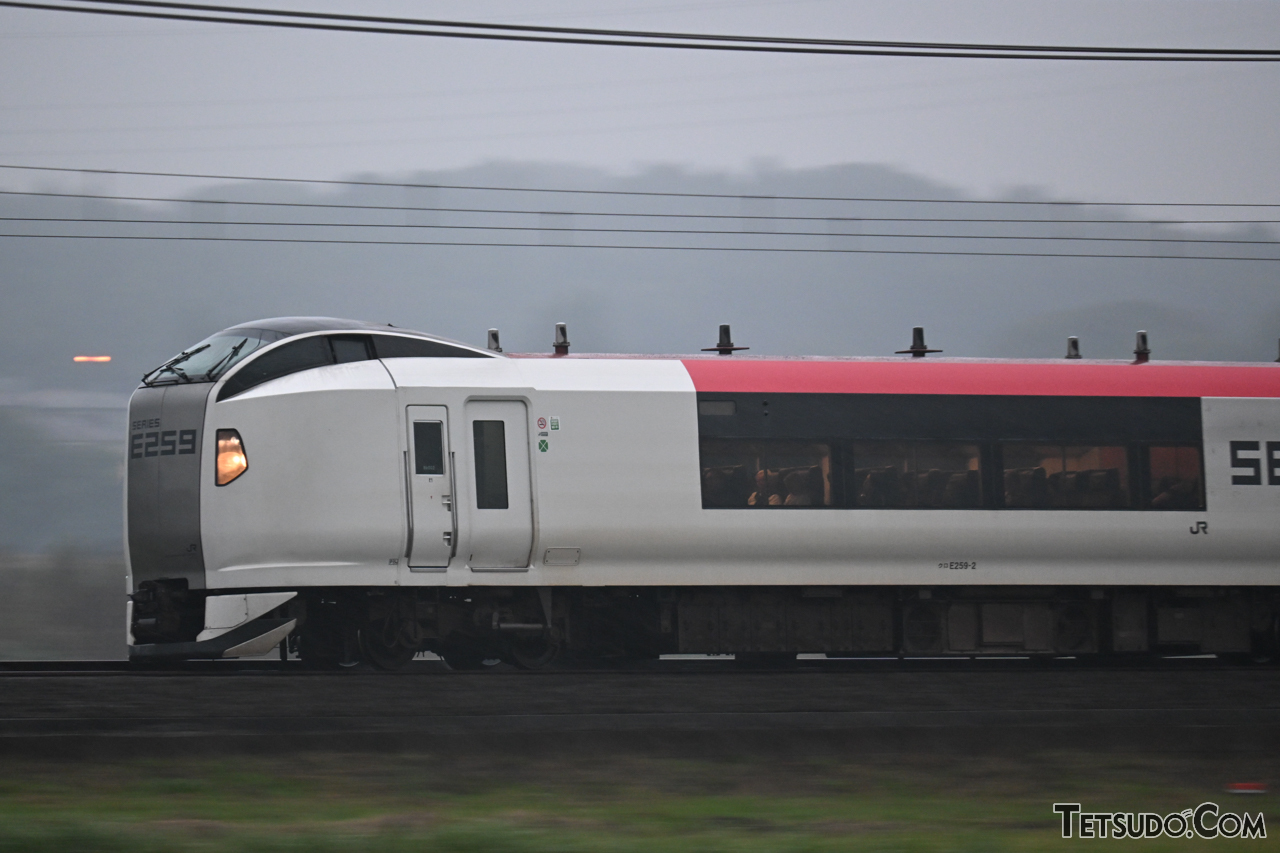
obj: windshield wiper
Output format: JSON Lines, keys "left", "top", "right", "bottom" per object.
{"left": 142, "top": 343, "right": 209, "bottom": 386}
{"left": 201, "top": 339, "right": 247, "bottom": 381}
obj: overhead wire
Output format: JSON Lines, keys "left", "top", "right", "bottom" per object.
{"left": 2, "top": 163, "right": 1278, "bottom": 207}
{"left": 3, "top": 215, "right": 1278, "bottom": 247}
{"left": 2, "top": 164, "right": 1275, "bottom": 259}
{"left": 1, "top": 231, "right": 1275, "bottom": 261}
{"left": 2, "top": 0, "right": 1279, "bottom": 60}
{"left": 4, "top": 189, "right": 1280, "bottom": 225}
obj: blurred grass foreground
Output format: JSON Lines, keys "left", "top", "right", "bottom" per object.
{"left": 1, "top": 751, "right": 1274, "bottom": 853}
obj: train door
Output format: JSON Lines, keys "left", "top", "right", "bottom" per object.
{"left": 406, "top": 406, "right": 455, "bottom": 569}
{"left": 466, "top": 401, "right": 533, "bottom": 569}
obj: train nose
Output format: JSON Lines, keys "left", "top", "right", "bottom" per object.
{"left": 126, "top": 382, "right": 213, "bottom": 644}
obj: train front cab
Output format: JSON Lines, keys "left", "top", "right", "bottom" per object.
{"left": 126, "top": 319, "right": 503, "bottom": 662}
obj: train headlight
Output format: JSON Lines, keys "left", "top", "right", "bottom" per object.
{"left": 216, "top": 429, "right": 248, "bottom": 485}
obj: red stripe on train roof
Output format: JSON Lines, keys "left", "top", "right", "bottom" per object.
{"left": 680, "top": 359, "right": 1280, "bottom": 397}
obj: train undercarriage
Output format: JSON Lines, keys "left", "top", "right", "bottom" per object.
{"left": 129, "top": 582, "right": 1280, "bottom": 669}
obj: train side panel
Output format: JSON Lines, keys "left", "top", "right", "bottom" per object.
{"left": 497, "top": 386, "right": 1278, "bottom": 590}
{"left": 196, "top": 366, "right": 1280, "bottom": 591}
{"left": 201, "top": 359, "right": 403, "bottom": 590}
{"left": 503, "top": 359, "right": 701, "bottom": 585}
{"left": 384, "top": 357, "right": 699, "bottom": 587}
{"left": 1203, "top": 396, "right": 1280, "bottom": 548}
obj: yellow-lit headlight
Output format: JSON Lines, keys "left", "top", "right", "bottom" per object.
{"left": 215, "top": 429, "right": 248, "bottom": 486}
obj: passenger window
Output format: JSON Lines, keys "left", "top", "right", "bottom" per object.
{"left": 700, "top": 439, "right": 832, "bottom": 508}
{"left": 1003, "top": 444, "right": 1130, "bottom": 508}
{"left": 413, "top": 422, "right": 445, "bottom": 476}
{"left": 373, "top": 336, "right": 490, "bottom": 359}
{"left": 329, "top": 334, "right": 372, "bottom": 364}
{"left": 217, "top": 335, "right": 334, "bottom": 401}
{"left": 851, "top": 442, "right": 982, "bottom": 508}
{"left": 1148, "top": 445, "right": 1204, "bottom": 510}
{"left": 473, "top": 421, "right": 509, "bottom": 509}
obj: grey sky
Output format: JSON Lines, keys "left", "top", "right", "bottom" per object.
{"left": 2, "top": 0, "right": 1279, "bottom": 202}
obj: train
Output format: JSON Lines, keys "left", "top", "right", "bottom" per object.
{"left": 125, "top": 316, "right": 1280, "bottom": 668}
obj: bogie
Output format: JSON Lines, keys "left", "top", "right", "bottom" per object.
{"left": 178, "top": 585, "right": 1280, "bottom": 668}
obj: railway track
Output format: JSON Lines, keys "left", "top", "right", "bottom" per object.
{"left": 0, "top": 653, "right": 1270, "bottom": 676}
{"left": 0, "top": 661, "right": 1278, "bottom": 755}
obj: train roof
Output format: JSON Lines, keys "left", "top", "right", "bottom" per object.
{"left": 217, "top": 318, "right": 1280, "bottom": 398}
{"left": 220, "top": 316, "right": 484, "bottom": 353}
{"left": 223, "top": 316, "right": 437, "bottom": 338}
{"left": 503, "top": 352, "right": 1280, "bottom": 398}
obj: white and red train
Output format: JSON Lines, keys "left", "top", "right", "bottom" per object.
{"left": 125, "top": 317, "right": 1280, "bottom": 667}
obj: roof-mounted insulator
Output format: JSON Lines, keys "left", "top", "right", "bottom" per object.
{"left": 896, "top": 326, "right": 942, "bottom": 358}
{"left": 487, "top": 328, "right": 502, "bottom": 353}
{"left": 701, "top": 323, "right": 749, "bottom": 355}
{"left": 1133, "top": 330, "right": 1151, "bottom": 364}
{"left": 553, "top": 322, "right": 570, "bottom": 356}
{"left": 1066, "top": 336, "right": 1082, "bottom": 359}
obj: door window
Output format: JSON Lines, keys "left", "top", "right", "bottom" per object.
{"left": 473, "top": 421, "right": 509, "bottom": 509}
{"left": 413, "top": 422, "right": 445, "bottom": 475}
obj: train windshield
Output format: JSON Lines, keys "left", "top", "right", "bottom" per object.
{"left": 142, "top": 329, "right": 282, "bottom": 386}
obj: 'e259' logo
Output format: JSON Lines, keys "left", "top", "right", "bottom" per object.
{"left": 130, "top": 429, "right": 197, "bottom": 459}
{"left": 1229, "top": 440, "right": 1280, "bottom": 485}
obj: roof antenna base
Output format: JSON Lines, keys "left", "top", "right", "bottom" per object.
{"left": 895, "top": 326, "right": 942, "bottom": 358}
{"left": 701, "top": 323, "right": 749, "bottom": 355}
{"left": 552, "top": 322, "right": 570, "bottom": 356}
{"left": 1133, "top": 330, "right": 1151, "bottom": 364}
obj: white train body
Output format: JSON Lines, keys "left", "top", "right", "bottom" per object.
{"left": 125, "top": 317, "right": 1280, "bottom": 666}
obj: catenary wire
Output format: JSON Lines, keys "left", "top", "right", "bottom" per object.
{"left": 2, "top": 164, "right": 1277, "bottom": 208}
{"left": 4, "top": 215, "right": 1278, "bottom": 245}
{"left": 1, "top": 231, "right": 1276, "bottom": 261}
{"left": 52, "top": 0, "right": 1280, "bottom": 54}
{"left": 7, "top": 0, "right": 1280, "bottom": 61}
{"left": 4, "top": 189, "right": 1280, "bottom": 226}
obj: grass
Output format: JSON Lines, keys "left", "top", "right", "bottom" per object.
{"left": 0, "top": 750, "right": 1274, "bottom": 851}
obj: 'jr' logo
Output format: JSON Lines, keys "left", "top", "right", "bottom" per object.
{"left": 1189, "top": 521, "right": 1209, "bottom": 535}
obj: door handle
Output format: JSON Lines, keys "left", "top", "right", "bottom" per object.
{"left": 443, "top": 531, "right": 453, "bottom": 546}
{"left": 442, "top": 495, "right": 452, "bottom": 511}
{"left": 447, "top": 451, "right": 458, "bottom": 560}
{"left": 403, "top": 451, "right": 414, "bottom": 559}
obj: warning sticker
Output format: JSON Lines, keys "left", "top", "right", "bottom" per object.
{"left": 538, "top": 439, "right": 549, "bottom": 452}
{"left": 550, "top": 417, "right": 560, "bottom": 430}
{"left": 537, "top": 417, "right": 547, "bottom": 429}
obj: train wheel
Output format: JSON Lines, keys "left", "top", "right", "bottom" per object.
{"left": 507, "top": 632, "right": 565, "bottom": 670}
{"left": 358, "top": 627, "right": 417, "bottom": 671}
{"left": 902, "top": 603, "right": 944, "bottom": 654}
{"left": 1055, "top": 603, "right": 1093, "bottom": 654}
